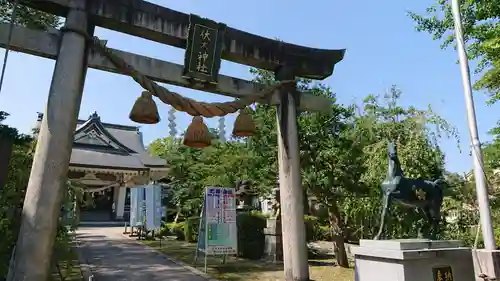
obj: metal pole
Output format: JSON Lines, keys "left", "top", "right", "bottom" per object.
{"left": 7, "top": 3, "right": 89, "bottom": 280}
{"left": 451, "top": 0, "right": 496, "bottom": 250}
{"left": 275, "top": 67, "right": 309, "bottom": 281}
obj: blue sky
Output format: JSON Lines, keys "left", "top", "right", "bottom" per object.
{"left": 0, "top": 0, "right": 497, "bottom": 174}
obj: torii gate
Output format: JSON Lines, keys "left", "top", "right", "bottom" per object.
{"left": 1, "top": 1, "right": 345, "bottom": 280}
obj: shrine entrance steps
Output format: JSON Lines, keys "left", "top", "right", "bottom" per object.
{"left": 75, "top": 227, "right": 209, "bottom": 281}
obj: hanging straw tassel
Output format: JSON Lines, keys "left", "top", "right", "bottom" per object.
{"left": 183, "top": 116, "right": 212, "bottom": 148}
{"left": 129, "top": 91, "right": 160, "bottom": 124}
{"left": 232, "top": 107, "right": 255, "bottom": 137}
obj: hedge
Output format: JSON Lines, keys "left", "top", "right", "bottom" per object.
{"left": 167, "top": 222, "right": 186, "bottom": 241}
{"left": 236, "top": 212, "right": 267, "bottom": 259}
{"left": 166, "top": 213, "right": 333, "bottom": 260}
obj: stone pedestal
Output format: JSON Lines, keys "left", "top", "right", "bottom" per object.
{"left": 472, "top": 249, "right": 500, "bottom": 281}
{"left": 352, "top": 239, "right": 474, "bottom": 281}
{"left": 263, "top": 218, "right": 283, "bottom": 262}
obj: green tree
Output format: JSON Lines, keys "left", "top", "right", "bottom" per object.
{"left": 243, "top": 68, "right": 280, "bottom": 197}
{"left": 150, "top": 137, "right": 204, "bottom": 221}
{"left": 349, "top": 86, "right": 459, "bottom": 239}
{"left": 299, "top": 87, "right": 365, "bottom": 268}
{"left": 0, "top": 120, "right": 33, "bottom": 278}
{"left": 247, "top": 68, "right": 366, "bottom": 267}
{"left": 408, "top": 0, "right": 500, "bottom": 104}
{"left": 148, "top": 134, "right": 255, "bottom": 222}
{"left": 148, "top": 136, "right": 178, "bottom": 160}
{"left": 0, "top": 112, "right": 85, "bottom": 279}
{"left": 409, "top": 1, "right": 500, "bottom": 244}
{"left": 0, "top": 1, "right": 59, "bottom": 29}
{"left": 481, "top": 126, "right": 500, "bottom": 190}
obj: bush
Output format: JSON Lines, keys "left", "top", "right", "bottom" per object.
{"left": 304, "top": 215, "right": 318, "bottom": 242}
{"left": 317, "top": 225, "right": 332, "bottom": 241}
{"left": 0, "top": 117, "right": 104, "bottom": 279}
{"left": 156, "top": 225, "right": 170, "bottom": 237}
{"left": 184, "top": 216, "right": 200, "bottom": 242}
{"left": 237, "top": 211, "right": 266, "bottom": 260}
{"left": 304, "top": 215, "right": 332, "bottom": 242}
{"left": 167, "top": 222, "right": 186, "bottom": 241}
{"left": 0, "top": 142, "right": 33, "bottom": 278}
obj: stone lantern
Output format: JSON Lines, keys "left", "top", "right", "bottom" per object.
{"left": 235, "top": 180, "right": 255, "bottom": 211}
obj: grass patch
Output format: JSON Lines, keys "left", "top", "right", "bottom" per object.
{"left": 50, "top": 249, "right": 83, "bottom": 281}
{"left": 141, "top": 238, "right": 354, "bottom": 281}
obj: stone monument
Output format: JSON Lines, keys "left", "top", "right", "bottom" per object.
{"left": 263, "top": 186, "right": 283, "bottom": 262}
{"left": 353, "top": 239, "right": 474, "bottom": 281}
{"left": 235, "top": 180, "right": 255, "bottom": 211}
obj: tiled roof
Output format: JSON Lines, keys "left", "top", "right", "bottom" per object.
{"left": 36, "top": 112, "right": 167, "bottom": 169}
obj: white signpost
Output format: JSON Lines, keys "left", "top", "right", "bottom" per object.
{"left": 194, "top": 187, "right": 238, "bottom": 272}
{"left": 130, "top": 184, "right": 163, "bottom": 238}
{"left": 145, "top": 184, "right": 163, "bottom": 231}
{"left": 129, "top": 186, "right": 145, "bottom": 227}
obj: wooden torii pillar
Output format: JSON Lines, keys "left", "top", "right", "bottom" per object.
{"left": 3, "top": 1, "right": 345, "bottom": 280}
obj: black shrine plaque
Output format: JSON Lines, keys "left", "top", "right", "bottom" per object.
{"left": 433, "top": 266, "right": 454, "bottom": 281}
{"left": 183, "top": 14, "right": 226, "bottom": 84}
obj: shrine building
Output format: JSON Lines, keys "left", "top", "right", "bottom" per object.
{"left": 33, "top": 112, "right": 169, "bottom": 222}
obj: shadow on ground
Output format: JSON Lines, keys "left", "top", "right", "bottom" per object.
{"left": 74, "top": 234, "right": 107, "bottom": 240}
{"left": 76, "top": 228, "right": 208, "bottom": 281}
{"left": 308, "top": 260, "right": 335, "bottom": 266}
{"left": 76, "top": 227, "right": 349, "bottom": 281}
{"left": 141, "top": 236, "right": 340, "bottom": 281}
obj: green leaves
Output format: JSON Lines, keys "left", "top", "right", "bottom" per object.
{"left": 0, "top": 1, "right": 60, "bottom": 30}
{"left": 343, "top": 86, "right": 459, "bottom": 239}
{"left": 0, "top": 113, "right": 39, "bottom": 277}
{"left": 354, "top": 86, "right": 452, "bottom": 187}
{"left": 148, "top": 69, "right": 462, "bottom": 243}
{"left": 148, "top": 136, "right": 257, "bottom": 217}
{"left": 409, "top": 0, "right": 500, "bottom": 103}
{"left": 0, "top": 111, "right": 81, "bottom": 278}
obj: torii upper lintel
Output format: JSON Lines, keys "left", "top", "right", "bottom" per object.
{"left": 19, "top": 0, "right": 346, "bottom": 79}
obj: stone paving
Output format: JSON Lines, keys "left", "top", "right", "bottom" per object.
{"left": 76, "top": 226, "right": 210, "bottom": 281}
